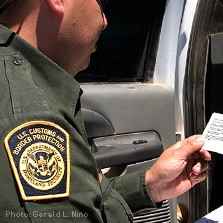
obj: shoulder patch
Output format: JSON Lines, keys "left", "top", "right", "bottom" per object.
{"left": 4, "top": 121, "right": 70, "bottom": 201}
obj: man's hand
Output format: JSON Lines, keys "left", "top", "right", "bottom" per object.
{"left": 145, "top": 135, "right": 211, "bottom": 203}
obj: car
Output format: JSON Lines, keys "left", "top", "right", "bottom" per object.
{"left": 76, "top": 0, "right": 221, "bottom": 222}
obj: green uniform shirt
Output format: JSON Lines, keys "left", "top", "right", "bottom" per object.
{"left": 0, "top": 25, "right": 155, "bottom": 223}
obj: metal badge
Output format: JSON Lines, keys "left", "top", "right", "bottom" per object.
{"left": 4, "top": 121, "right": 70, "bottom": 201}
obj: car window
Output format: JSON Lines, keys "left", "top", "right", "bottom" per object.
{"left": 76, "top": 0, "right": 166, "bottom": 83}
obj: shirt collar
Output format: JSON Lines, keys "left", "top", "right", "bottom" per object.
{"left": 0, "top": 24, "right": 14, "bottom": 45}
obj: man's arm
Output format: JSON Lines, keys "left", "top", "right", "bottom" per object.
{"left": 104, "top": 135, "right": 211, "bottom": 212}
{"left": 102, "top": 169, "right": 156, "bottom": 212}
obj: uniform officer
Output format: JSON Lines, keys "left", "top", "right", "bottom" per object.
{"left": 0, "top": 0, "right": 211, "bottom": 222}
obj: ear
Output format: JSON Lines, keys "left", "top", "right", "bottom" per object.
{"left": 45, "top": 0, "right": 65, "bottom": 17}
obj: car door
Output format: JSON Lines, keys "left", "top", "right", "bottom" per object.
{"left": 180, "top": 0, "right": 223, "bottom": 221}
{"left": 76, "top": 0, "right": 182, "bottom": 222}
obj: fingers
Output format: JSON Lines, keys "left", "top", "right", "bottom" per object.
{"left": 174, "top": 135, "right": 205, "bottom": 158}
{"left": 188, "top": 160, "right": 208, "bottom": 188}
{"left": 189, "top": 170, "right": 208, "bottom": 187}
{"left": 199, "top": 149, "right": 212, "bottom": 161}
{"left": 191, "top": 161, "right": 208, "bottom": 176}
{"left": 173, "top": 134, "right": 212, "bottom": 161}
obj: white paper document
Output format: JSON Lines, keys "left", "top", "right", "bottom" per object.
{"left": 203, "top": 205, "right": 223, "bottom": 222}
{"left": 202, "top": 113, "right": 223, "bottom": 155}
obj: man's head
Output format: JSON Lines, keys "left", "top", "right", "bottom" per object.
{"left": 0, "top": 0, "right": 107, "bottom": 74}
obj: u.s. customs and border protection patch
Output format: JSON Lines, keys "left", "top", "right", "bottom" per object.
{"left": 4, "top": 121, "right": 70, "bottom": 201}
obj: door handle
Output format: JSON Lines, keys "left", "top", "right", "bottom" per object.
{"left": 93, "top": 132, "right": 163, "bottom": 168}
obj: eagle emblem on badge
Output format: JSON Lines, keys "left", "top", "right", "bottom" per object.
{"left": 20, "top": 143, "right": 65, "bottom": 191}
{"left": 4, "top": 121, "right": 70, "bottom": 201}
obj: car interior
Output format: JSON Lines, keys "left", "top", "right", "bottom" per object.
{"left": 76, "top": 0, "right": 178, "bottom": 222}
{"left": 183, "top": 0, "right": 223, "bottom": 221}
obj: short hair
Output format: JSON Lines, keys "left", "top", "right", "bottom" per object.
{"left": 0, "top": 0, "right": 32, "bottom": 27}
